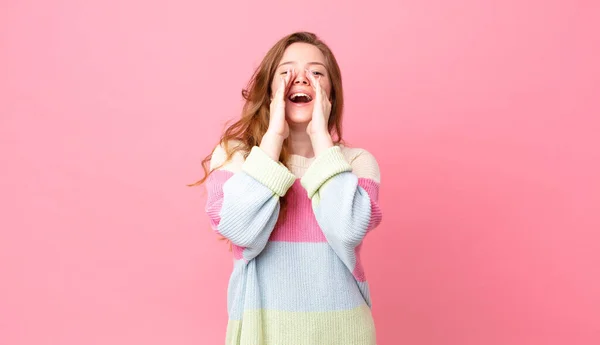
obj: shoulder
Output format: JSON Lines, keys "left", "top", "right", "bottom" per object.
{"left": 339, "top": 144, "right": 381, "bottom": 183}
{"left": 209, "top": 139, "right": 248, "bottom": 172}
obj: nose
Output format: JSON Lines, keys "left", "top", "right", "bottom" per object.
{"left": 293, "top": 71, "right": 309, "bottom": 85}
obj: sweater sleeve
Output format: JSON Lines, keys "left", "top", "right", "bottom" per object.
{"left": 204, "top": 143, "right": 297, "bottom": 262}
{"left": 300, "top": 146, "right": 383, "bottom": 276}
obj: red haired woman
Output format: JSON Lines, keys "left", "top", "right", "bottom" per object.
{"left": 194, "top": 32, "right": 383, "bottom": 345}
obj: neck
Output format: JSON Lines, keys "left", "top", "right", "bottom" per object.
{"left": 288, "top": 127, "right": 314, "bottom": 158}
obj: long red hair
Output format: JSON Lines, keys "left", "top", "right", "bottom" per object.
{"left": 190, "top": 32, "right": 346, "bottom": 242}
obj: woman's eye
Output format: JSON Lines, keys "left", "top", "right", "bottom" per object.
{"left": 280, "top": 71, "right": 288, "bottom": 75}
{"left": 311, "top": 71, "right": 323, "bottom": 76}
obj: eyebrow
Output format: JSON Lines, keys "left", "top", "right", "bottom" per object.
{"left": 277, "top": 61, "right": 326, "bottom": 68}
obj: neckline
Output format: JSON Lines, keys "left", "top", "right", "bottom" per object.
{"left": 286, "top": 144, "right": 343, "bottom": 168}
{"left": 287, "top": 154, "right": 315, "bottom": 168}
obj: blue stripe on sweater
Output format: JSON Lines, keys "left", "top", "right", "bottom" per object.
{"left": 219, "top": 172, "right": 281, "bottom": 261}
{"left": 226, "top": 241, "right": 371, "bottom": 319}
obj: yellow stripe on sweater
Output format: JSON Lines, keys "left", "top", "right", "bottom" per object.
{"left": 226, "top": 304, "right": 376, "bottom": 345}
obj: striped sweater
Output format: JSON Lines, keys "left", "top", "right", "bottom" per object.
{"left": 205, "top": 141, "right": 383, "bottom": 345}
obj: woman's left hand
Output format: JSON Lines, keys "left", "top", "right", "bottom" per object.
{"left": 306, "top": 69, "right": 331, "bottom": 137}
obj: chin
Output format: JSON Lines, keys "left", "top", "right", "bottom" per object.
{"left": 285, "top": 108, "right": 313, "bottom": 125}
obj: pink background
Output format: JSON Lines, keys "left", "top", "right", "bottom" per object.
{"left": 1, "top": 1, "right": 599, "bottom": 344}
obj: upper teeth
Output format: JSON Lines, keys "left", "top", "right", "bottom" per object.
{"left": 291, "top": 93, "right": 312, "bottom": 100}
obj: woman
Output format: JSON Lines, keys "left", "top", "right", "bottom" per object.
{"left": 194, "top": 31, "right": 383, "bottom": 345}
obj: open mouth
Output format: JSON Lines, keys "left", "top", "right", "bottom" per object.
{"left": 288, "top": 93, "right": 313, "bottom": 103}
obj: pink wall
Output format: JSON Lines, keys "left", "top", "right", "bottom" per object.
{"left": 1, "top": 1, "right": 599, "bottom": 344}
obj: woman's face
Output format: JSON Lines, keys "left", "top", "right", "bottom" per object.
{"left": 271, "top": 42, "right": 332, "bottom": 126}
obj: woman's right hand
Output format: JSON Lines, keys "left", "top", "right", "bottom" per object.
{"left": 267, "top": 68, "right": 295, "bottom": 139}
{"left": 260, "top": 69, "right": 294, "bottom": 161}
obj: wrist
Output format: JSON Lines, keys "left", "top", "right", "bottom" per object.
{"left": 264, "top": 130, "right": 287, "bottom": 142}
{"left": 260, "top": 131, "right": 285, "bottom": 161}
{"left": 309, "top": 132, "right": 334, "bottom": 157}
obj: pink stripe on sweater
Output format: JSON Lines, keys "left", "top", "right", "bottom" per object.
{"left": 205, "top": 170, "right": 233, "bottom": 232}
{"left": 205, "top": 170, "right": 247, "bottom": 261}
{"left": 358, "top": 178, "right": 382, "bottom": 232}
{"left": 269, "top": 181, "right": 328, "bottom": 242}
{"left": 270, "top": 178, "right": 381, "bottom": 243}
{"left": 232, "top": 245, "right": 245, "bottom": 260}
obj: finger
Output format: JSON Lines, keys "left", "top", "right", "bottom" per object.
{"left": 308, "top": 71, "right": 323, "bottom": 98}
{"left": 275, "top": 75, "right": 286, "bottom": 101}
{"left": 306, "top": 69, "right": 317, "bottom": 91}
{"left": 272, "top": 76, "right": 282, "bottom": 101}
{"left": 311, "top": 73, "right": 328, "bottom": 102}
{"left": 286, "top": 68, "right": 295, "bottom": 91}
{"left": 283, "top": 68, "right": 293, "bottom": 89}
{"left": 278, "top": 75, "right": 285, "bottom": 93}
{"left": 309, "top": 73, "right": 322, "bottom": 101}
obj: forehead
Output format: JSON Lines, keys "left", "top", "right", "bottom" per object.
{"left": 279, "top": 42, "right": 326, "bottom": 64}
